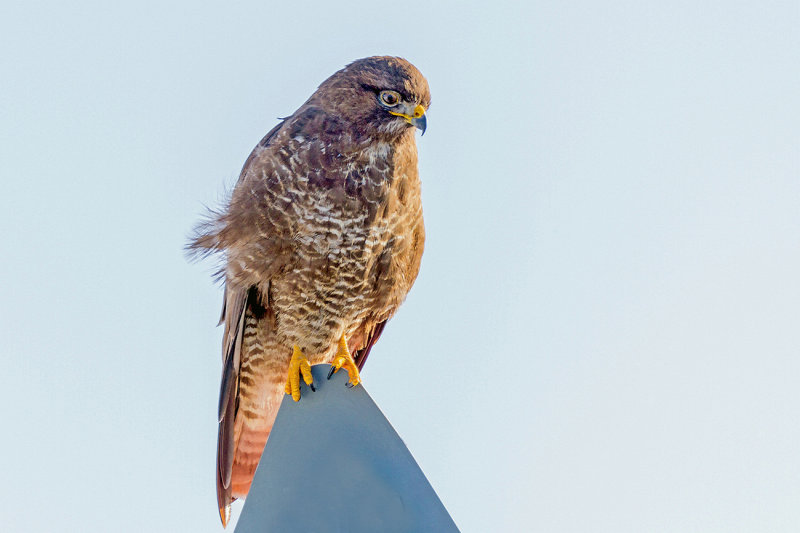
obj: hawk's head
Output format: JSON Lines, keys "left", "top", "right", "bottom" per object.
{"left": 310, "top": 56, "right": 431, "bottom": 140}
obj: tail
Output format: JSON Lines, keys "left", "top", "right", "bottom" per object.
{"left": 216, "top": 287, "right": 288, "bottom": 527}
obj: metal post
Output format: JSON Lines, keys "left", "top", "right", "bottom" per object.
{"left": 234, "top": 364, "right": 459, "bottom": 532}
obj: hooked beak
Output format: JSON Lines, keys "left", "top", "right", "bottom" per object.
{"left": 389, "top": 104, "right": 427, "bottom": 135}
{"left": 411, "top": 112, "right": 427, "bottom": 135}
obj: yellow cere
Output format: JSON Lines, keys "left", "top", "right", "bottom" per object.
{"left": 388, "top": 104, "right": 426, "bottom": 122}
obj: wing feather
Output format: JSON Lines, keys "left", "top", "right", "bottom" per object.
{"left": 216, "top": 286, "right": 248, "bottom": 525}
{"left": 353, "top": 319, "right": 388, "bottom": 371}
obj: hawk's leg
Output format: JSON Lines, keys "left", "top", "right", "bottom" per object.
{"left": 327, "top": 334, "right": 361, "bottom": 387}
{"left": 284, "top": 345, "right": 315, "bottom": 401}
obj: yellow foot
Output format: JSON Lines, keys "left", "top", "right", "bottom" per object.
{"left": 327, "top": 334, "right": 361, "bottom": 387}
{"left": 284, "top": 345, "right": 314, "bottom": 401}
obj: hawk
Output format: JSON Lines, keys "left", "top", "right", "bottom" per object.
{"left": 189, "top": 56, "right": 431, "bottom": 526}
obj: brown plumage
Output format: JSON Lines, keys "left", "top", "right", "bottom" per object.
{"left": 189, "top": 56, "right": 430, "bottom": 526}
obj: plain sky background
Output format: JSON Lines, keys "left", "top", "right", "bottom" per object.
{"left": 1, "top": 1, "right": 798, "bottom": 532}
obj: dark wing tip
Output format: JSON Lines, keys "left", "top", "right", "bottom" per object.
{"left": 354, "top": 319, "right": 388, "bottom": 371}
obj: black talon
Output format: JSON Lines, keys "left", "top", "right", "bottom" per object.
{"left": 327, "top": 366, "right": 336, "bottom": 380}
{"left": 309, "top": 382, "right": 316, "bottom": 392}
{"left": 346, "top": 382, "right": 354, "bottom": 388}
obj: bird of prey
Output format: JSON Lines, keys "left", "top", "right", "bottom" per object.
{"left": 189, "top": 56, "right": 431, "bottom": 527}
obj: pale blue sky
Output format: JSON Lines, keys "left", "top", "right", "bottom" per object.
{"left": 1, "top": 1, "right": 798, "bottom": 532}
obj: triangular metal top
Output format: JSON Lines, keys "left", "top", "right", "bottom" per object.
{"left": 234, "top": 364, "right": 459, "bottom": 533}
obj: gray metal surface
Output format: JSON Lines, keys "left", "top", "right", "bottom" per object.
{"left": 234, "top": 364, "right": 459, "bottom": 533}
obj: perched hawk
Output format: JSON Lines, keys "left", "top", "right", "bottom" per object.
{"left": 190, "top": 56, "right": 431, "bottom": 526}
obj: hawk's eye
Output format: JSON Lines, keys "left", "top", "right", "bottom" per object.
{"left": 379, "top": 90, "right": 401, "bottom": 107}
